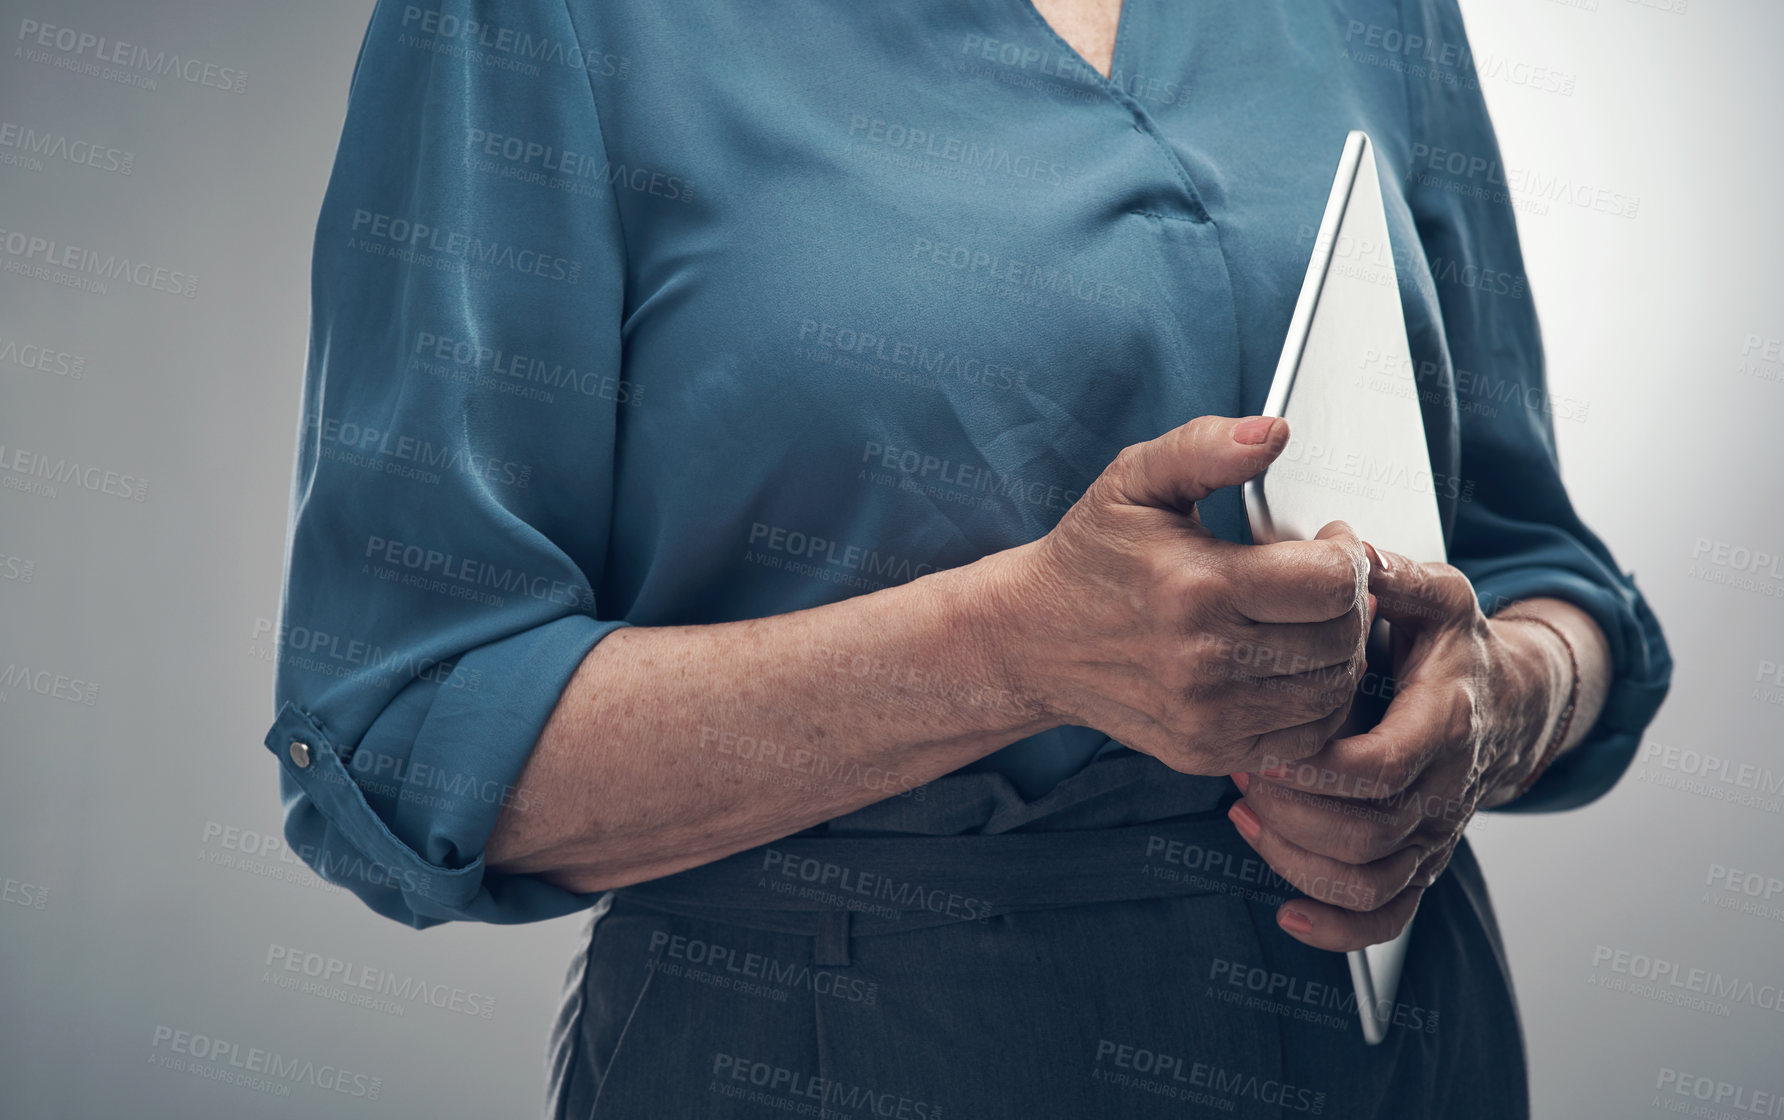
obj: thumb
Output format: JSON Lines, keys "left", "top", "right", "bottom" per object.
{"left": 1108, "top": 415, "right": 1290, "bottom": 514}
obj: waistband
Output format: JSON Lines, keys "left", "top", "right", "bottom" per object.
{"left": 612, "top": 809, "right": 1291, "bottom": 965}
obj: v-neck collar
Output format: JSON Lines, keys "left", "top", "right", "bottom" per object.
{"left": 1011, "top": 0, "right": 1135, "bottom": 92}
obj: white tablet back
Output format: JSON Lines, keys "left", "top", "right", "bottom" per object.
{"left": 1241, "top": 131, "right": 1444, "bottom": 1045}
{"left": 1244, "top": 131, "right": 1446, "bottom": 566}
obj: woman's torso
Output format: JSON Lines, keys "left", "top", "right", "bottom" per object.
{"left": 553, "top": 0, "right": 1459, "bottom": 797}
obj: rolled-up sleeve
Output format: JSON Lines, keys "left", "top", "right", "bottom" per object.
{"left": 1398, "top": 0, "right": 1672, "bottom": 812}
{"left": 265, "top": 0, "right": 628, "bottom": 926}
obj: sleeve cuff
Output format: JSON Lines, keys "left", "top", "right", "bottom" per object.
{"left": 265, "top": 613, "right": 628, "bottom": 927}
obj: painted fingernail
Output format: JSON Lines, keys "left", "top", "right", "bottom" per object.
{"left": 1362, "top": 541, "right": 1390, "bottom": 574}
{"left": 1231, "top": 771, "right": 1251, "bottom": 793}
{"left": 1278, "top": 907, "right": 1314, "bottom": 935}
{"left": 1228, "top": 801, "right": 1262, "bottom": 841}
{"left": 1234, "top": 417, "right": 1277, "bottom": 445}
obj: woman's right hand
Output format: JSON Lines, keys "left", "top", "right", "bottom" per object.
{"left": 986, "top": 414, "right": 1373, "bottom": 777}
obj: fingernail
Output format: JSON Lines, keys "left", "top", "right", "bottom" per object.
{"left": 1233, "top": 417, "right": 1277, "bottom": 445}
{"left": 1260, "top": 763, "right": 1290, "bottom": 780}
{"left": 1362, "top": 541, "right": 1390, "bottom": 574}
{"left": 1228, "top": 800, "right": 1262, "bottom": 841}
{"left": 1231, "top": 771, "right": 1251, "bottom": 793}
{"left": 1278, "top": 907, "right": 1313, "bottom": 935}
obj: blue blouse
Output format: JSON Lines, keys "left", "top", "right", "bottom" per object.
{"left": 265, "top": 0, "right": 1671, "bottom": 927}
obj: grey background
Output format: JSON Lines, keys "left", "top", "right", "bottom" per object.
{"left": 1, "top": 1, "right": 1778, "bottom": 1117}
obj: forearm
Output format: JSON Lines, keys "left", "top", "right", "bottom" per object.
{"left": 484, "top": 546, "right": 1055, "bottom": 892}
{"left": 1480, "top": 595, "right": 1612, "bottom": 807}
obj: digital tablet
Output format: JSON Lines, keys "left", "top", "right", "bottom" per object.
{"left": 1242, "top": 131, "right": 1446, "bottom": 1046}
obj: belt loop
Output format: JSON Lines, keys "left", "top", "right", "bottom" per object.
{"left": 813, "top": 909, "right": 851, "bottom": 967}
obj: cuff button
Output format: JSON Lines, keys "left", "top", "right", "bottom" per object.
{"left": 289, "top": 740, "right": 312, "bottom": 768}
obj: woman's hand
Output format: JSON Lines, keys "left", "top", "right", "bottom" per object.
{"left": 989, "top": 414, "right": 1374, "bottom": 778}
{"left": 1225, "top": 549, "right": 1579, "bottom": 952}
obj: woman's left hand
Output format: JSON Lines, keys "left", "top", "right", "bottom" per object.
{"left": 1226, "top": 545, "right": 1566, "bottom": 952}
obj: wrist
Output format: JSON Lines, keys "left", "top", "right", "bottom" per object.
{"left": 927, "top": 542, "right": 1062, "bottom": 740}
{"left": 1482, "top": 613, "right": 1575, "bottom": 805}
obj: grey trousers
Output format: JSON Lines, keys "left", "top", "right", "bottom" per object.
{"left": 544, "top": 754, "right": 1527, "bottom": 1119}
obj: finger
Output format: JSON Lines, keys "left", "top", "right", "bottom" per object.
{"left": 1261, "top": 680, "right": 1459, "bottom": 799}
{"left": 1226, "top": 530, "right": 1368, "bottom": 624}
{"left": 1408, "top": 835, "right": 1460, "bottom": 889}
{"left": 1218, "top": 612, "right": 1366, "bottom": 677}
{"left": 1109, "top": 415, "right": 1290, "bottom": 514}
{"left": 1367, "top": 555, "right": 1477, "bottom": 630}
{"left": 1227, "top": 797, "right": 1421, "bottom": 914}
{"left": 1240, "top": 687, "right": 1355, "bottom": 765}
{"left": 1239, "top": 775, "right": 1422, "bottom": 865}
{"left": 1275, "top": 883, "right": 1427, "bottom": 953}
